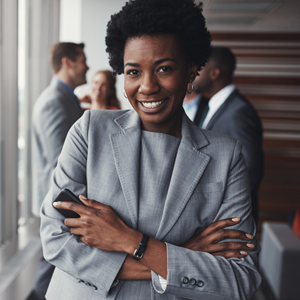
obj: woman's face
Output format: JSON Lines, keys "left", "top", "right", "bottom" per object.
{"left": 124, "top": 34, "right": 196, "bottom": 136}
{"left": 91, "top": 73, "right": 109, "bottom": 100}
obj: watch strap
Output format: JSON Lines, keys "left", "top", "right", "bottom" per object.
{"left": 132, "top": 234, "right": 149, "bottom": 261}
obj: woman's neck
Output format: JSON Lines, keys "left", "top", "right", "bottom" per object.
{"left": 141, "top": 109, "right": 183, "bottom": 138}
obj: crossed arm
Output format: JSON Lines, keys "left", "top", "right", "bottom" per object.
{"left": 42, "top": 112, "right": 260, "bottom": 298}
{"left": 54, "top": 198, "right": 254, "bottom": 281}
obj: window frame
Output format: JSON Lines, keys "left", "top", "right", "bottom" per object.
{"left": 0, "top": 0, "right": 60, "bottom": 297}
{"left": 0, "top": 0, "right": 19, "bottom": 250}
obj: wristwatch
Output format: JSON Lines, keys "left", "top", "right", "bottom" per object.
{"left": 132, "top": 234, "right": 149, "bottom": 261}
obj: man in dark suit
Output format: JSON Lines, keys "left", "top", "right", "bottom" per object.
{"left": 188, "top": 46, "right": 264, "bottom": 225}
{"left": 30, "top": 42, "right": 89, "bottom": 300}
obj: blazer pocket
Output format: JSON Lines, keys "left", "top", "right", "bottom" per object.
{"left": 196, "top": 181, "right": 224, "bottom": 193}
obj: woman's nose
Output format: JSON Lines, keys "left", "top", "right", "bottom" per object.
{"left": 139, "top": 73, "right": 160, "bottom": 95}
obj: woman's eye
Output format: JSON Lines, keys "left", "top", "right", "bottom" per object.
{"left": 127, "top": 69, "right": 139, "bottom": 76}
{"left": 158, "top": 66, "right": 172, "bottom": 73}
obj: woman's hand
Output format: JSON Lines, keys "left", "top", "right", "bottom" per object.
{"left": 183, "top": 218, "right": 254, "bottom": 258}
{"left": 53, "top": 196, "right": 168, "bottom": 278}
{"left": 78, "top": 94, "right": 91, "bottom": 104}
{"left": 53, "top": 195, "right": 136, "bottom": 252}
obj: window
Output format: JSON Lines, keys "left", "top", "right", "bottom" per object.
{"left": 0, "top": 1, "right": 60, "bottom": 297}
{"left": 18, "top": 0, "right": 27, "bottom": 225}
{"left": 0, "top": 0, "right": 19, "bottom": 249}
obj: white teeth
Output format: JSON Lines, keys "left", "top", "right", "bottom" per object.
{"left": 142, "top": 100, "right": 164, "bottom": 109}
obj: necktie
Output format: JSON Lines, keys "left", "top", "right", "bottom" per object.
{"left": 194, "top": 96, "right": 209, "bottom": 128}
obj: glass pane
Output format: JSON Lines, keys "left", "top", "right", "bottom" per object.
{"left": 18, "top": 0, "right": 26, "bottom": 225}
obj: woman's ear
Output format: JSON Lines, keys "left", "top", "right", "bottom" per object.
{"left": 188, "top": 63, "right": 198, "bottom": 82}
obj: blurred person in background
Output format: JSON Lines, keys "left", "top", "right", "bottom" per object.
{"left": 183, "top": 73, "right": 209, "bottom": 125}
{"left": 193, "top": 46, "right": 264, "bottom": 225}
{"left": 30, "top": 42, "right": 88, "bottom": 300}
{"left": 79, "top": 70, "right": 121, "bottom": 110}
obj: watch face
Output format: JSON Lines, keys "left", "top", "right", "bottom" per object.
{"left": 133, "top": 248, "right": 143, "bottom": 259}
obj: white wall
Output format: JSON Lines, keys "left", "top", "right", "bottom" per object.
{"left": 60, "top": 0, "right": 131, "bottom": 109}
{"left": 60, "top": 0, "right": 82, "bottom": 43}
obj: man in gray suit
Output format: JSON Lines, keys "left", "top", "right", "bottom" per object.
{"left": 192, "top": 46, "right": 264, "bottom": 224}
{"left": 31, "top": 42, "right": 89, "bottom": 300}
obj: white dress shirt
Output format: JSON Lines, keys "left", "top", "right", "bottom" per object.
{"left": 182, "top": 94, "right": 201, "bottom": 121}
{"left": 202, "top": 84, "right": 236, "bottom": 129}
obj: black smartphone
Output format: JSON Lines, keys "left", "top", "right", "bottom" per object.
{"left": 53, "top": 188, "right": 86, "bottom": 218}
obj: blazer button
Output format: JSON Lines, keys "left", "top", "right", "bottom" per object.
{"left": 196, "top": 280, "right": 204, "bottom": 287}
{"left": 189, "top": 278, "right": 196, "bottom": 286}
{"left": 182, "top": 277, "right": 189, "bottom": 284}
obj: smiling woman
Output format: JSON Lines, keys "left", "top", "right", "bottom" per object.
{"left": 124, "top": 34, "right": 195, "bottom": 137}
{"left": 40, "top": 0, "right": 261, "bottom": 299}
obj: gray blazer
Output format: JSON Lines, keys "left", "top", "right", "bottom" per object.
{"left": 201, "top": 90, "right": 264, "bottom": 224}
{"left": 40, "top": 109, "right": 261, "bottom": 300}
{"left": 32, "top": 78, "right": 83, "bottom": 217}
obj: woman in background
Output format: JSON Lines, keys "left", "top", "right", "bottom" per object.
{"left": 80, "top": 70, "right": 121, "bottom": 110}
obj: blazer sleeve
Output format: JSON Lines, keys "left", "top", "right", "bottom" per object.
{"left": 228, "top": 106, "right": 264, "bottom": 195}
{"left": 36, "top": 98, "right": 74, "bottom": 169}
{"left": 151, "top": 141, "right": 261, "bottom": 300}
{"left": 40, "top": 110, "right": 127, "bottom": 298}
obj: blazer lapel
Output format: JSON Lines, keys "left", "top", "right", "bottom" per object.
{"left": 109, "top": 111, "right": 141, "bottom": 229}
{"left": 205, "top": 89, "right": 238, "bottom": 130}
{"left": 155, "top": 113, "right": 211, "bottom": 241}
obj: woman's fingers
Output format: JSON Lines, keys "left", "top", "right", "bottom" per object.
{"left": 212, "top": 250, "right": 248, "bottom": 258}
{"left": 53, "top": 196, "right": 113, "bottom": 217}
{"left": 55, "top": 196, "right": 130, "bottom": 252}
{"left": 183, "top": 218, "right": 254, "bottom": 258}
{"left": 53, "top": 201, "right": 90, "bottom": 217}
{"left": 208, "top": 241, "right": 255, "bottom": 253}
{"left": 210, "top": 228, "right": 253, "bottom": 244}
{"left": 79, "top": 195, "right": 113, "bottom": 211}
{"left": 64, "top": 217, "right": 82, "bottom": 228}
{"left": 201, "top": 217, "right": 240, "bottom": 236}
{"left": 70, "top": 227, "right": 83, "bottom": 236}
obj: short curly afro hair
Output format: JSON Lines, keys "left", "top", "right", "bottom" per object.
{"left": 106, "top": 0, "right": 211, "bottom": 75}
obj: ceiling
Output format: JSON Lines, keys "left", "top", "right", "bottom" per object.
{"left": 109, "top": 0, "right": 300, "bottom": 33}
{"left": 197, "top": 0, "right": 300, "bottom": 32}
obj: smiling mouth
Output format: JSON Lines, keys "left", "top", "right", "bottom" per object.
{"left": 140, "top": 99, "right": 166, "bottom": 109}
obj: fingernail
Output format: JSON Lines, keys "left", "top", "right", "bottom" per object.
{"left": 53, "top": 202, "right": 59, "bottom": 207}
{"left": 246, "top": 234, "right": 253, "bottom": 239}
{"left": 247, "top": 243, "right": 255, "bottom": 248}
{"left": 79, "top": 195, "right": 87, "bottom": 199}
{"left": 240, "top": 251, "right": 247, "bottom": 255}
{"left": 232, "top": 218, "right": 240, "bottom": 222}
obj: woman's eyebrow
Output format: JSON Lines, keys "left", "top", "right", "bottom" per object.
{"left": 124, "top": 62, "right": 140, "bottom": 67}
{"left": 124, "top": 58, "right": 177, "bottom": 68}
{"left": 153, "top": 58, "right": 176, "bottom": 65}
